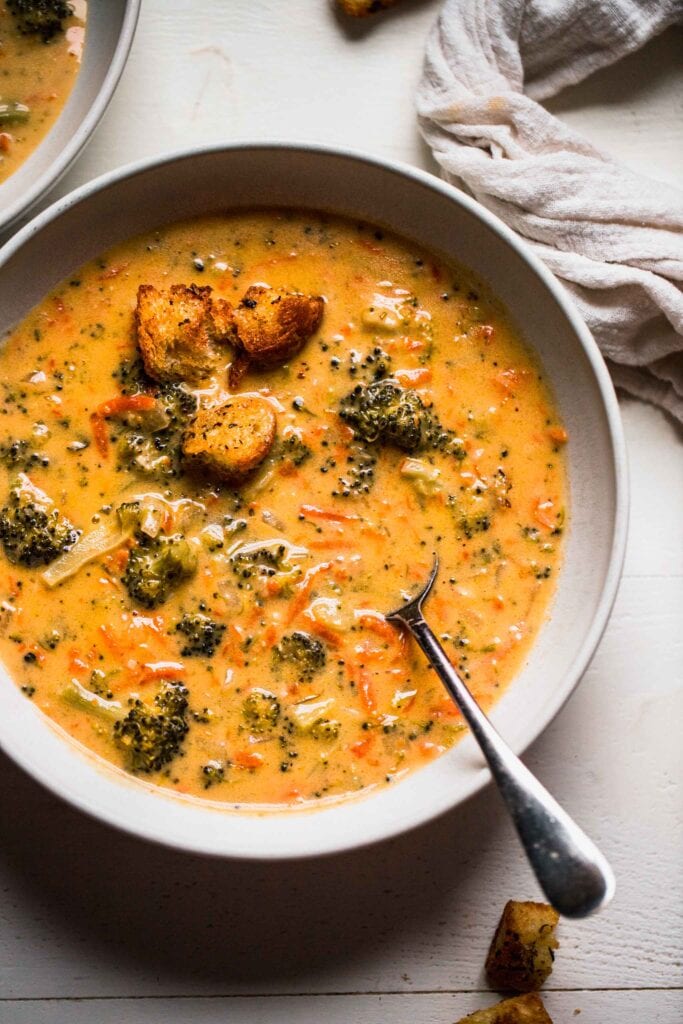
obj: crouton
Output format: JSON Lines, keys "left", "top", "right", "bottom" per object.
{"left": 136, "top": 284, "right": 235, "bottom": 384}
{"left": 456, "top": 993, "right": 554, "bottom": 1024}
{"left": 182, "top": 395, "right": 277, "bottom": 481}
{"left": 208, "top": 297, "right": 235, "bottom": 340}
{"left": 233, "top": 286, "right": 324, "bottom": 366}
{"left": 337, "top": 0, "right": 401, "bottom": 15}
{"left": 486, "top": 901, "right": 559, "bottom": 993}
{"left": 228, "top": 347, "right": 251, "bottom": 389}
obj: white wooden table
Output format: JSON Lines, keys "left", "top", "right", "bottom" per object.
{"left": 1, "top": 3, "right": 682, "bottom": 1021}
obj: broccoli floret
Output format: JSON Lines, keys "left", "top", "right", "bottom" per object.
{"left": 242, "top": 689, "right": 281, "bottom": 733}
{"left": 7, "top": 0, "right": 73, "bottom": 41}
{"left": 0, "top": 475, "right": 79, "bottom": 567}
{"left": 308, "top": 718, "right": 341, "bottom": 741}
{"left": 116, "top": 499, "right": 171, "bottom": 540}
{"left": 157, "top": 380, "right": 199, "bottom": 427}
{"left": 461, "top": 514, "right": 491, "bottom": 539}
{"left": 278, "top": 434, "right": 312, "bottom": 468}
{"left": 229, "top": 540, "right": 303, "bottom": 585}
{"left": 201, "top": 760, "right": 226, "bottom": 789}
{"left": 447, "top": 495, "right": 492, "bottom": 540}
{"left": 175, "top": 613, "right": 225, "bottom": 657}
{"left": 339, "top": 379, "right": 430, "bottom": 452}
{"left": 122, "top": 533, "right": 197, "bottom": 608}
{"left": 113, "top": 682, "right": 189, "bottom": 774}
{"left": 87, "top": 668, "right": 115, "bottom": 700}
{"left": 339, "top": 379, "right": 466, "bottom": 458}
{"left": 115, "top": 370, "right": 198, "bottom": 479}
{"left": 273, "top": 631, "right": 326, "bottom": 680}
{"left": 229, "top": 544, "right": 286, "bottom": 579}
{"left": 334, "top": 443, "right": 377, "bottom": 498}
{"left": 0, "top": 438, "right": 49, "bottom": 471}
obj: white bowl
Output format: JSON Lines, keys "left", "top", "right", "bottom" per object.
{"left": 0, "top": 144, "right": 627, "bottom": 858}
{"left": 0, "top": 0, "right": 140, "bottom": 235}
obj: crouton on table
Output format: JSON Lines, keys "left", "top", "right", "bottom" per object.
{"left": 233, "top": 286, "right": 324, "bottom": 366}
{"left": 182, "top": 395, "right": 277, "bottom": 481}
{"left": 136, "top": 284, "right": 235, "bottom": 383}
{"left": 455, "top": 992, "right": 554, "bottom": 1024}
{"left": 486, "top": 901, "right": 559, "bottom": 993}
{"left": 337, "top": 0, "right": 401, "bottom": 15}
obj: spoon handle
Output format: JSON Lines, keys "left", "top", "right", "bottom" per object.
{"left": 408, "top": 616, "right": 615, "bottom": 918}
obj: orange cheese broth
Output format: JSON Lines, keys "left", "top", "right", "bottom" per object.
{"left": 0, "top": 210, "right": 567, "bottom": 808}
{"left": 0, "top": 1, "right": 86, "bottom": 184}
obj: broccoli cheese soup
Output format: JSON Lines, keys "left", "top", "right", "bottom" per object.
{"left": 0, "top": 211, "right": 568, "bottom": 808}
{"left": 0, "top": 1, "right": 86, "bottom": 185}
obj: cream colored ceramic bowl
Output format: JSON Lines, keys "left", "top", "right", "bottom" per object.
{"left": 0, "top": 0, "right": 140, "bottom": 235}
{"left": 0, "top": 144, "right": 627, "bottom": 858}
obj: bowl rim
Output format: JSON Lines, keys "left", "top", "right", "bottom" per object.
{"left": 0, "top": 141, "right": 629, "bottom": 859}
{"left": 0, "top": 0, "right": 141, "bottom": 235}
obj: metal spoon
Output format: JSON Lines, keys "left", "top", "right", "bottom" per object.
{"left": 386, "top": 556, "right": 615, "bottom": 918}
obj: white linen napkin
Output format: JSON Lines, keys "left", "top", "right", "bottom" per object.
{"left": 417, "top": 0, "right": 683, "bottom": 422}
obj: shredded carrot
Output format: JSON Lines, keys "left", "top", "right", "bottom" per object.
{"left": 139, "top": 661, "right": 186, "bottom": 683}
{"left": 99, "top": 624, "right": 127, "bottom": 658}
{"left": 90, "top": 394, "right": 156, "bottom": 457}
{"left": 283, "top": 786, "right": 303, "bottom": 801}
{"left": 103, "top": 547, "right": 130, "bottom": 574}
{"left": 533, "top": 498, "right": 557, "bottom": 530}
{"left": 233, "top": 750, "right": 264, "bottom": 770}
{"left": 430, "top": 698, "right": 462, "bottom": 719}
{"left": 225, "top": 624, "right": 246, "bottom": 667}
{"left": 96, "top": 393, "right": 156, "bottom": 418}
{"left": 356, "top": 668, "right": 378, "bottom": 715}
{"left": 548, "top": 426, "right": 568, "bottom": 444}
{"left": 300, "top": 504, "right": 361, "bottom": 523}
{"left": 350, "top": 735, "right": 375, "bottom": 759}
{"left": 357, "top": 239, "right": 383, "bottom": 255}
{"left": 98, "top": 263, "right": 129, "bottom": 281}
{"left": 358, "top": 612, "right": 403, "bottom": 647}
{"left": 263, "top": 625, "right": 278, "bottom": 648}
{"left": 394, "top": 367, "right": 432, "bottom": 387}
{"left": 306, "top": 618, "right": 343, "bottom": 648}
{"left": 286, "top": 561, "right": 332, "bottom": 625}
{"left": 494, "top": 368, "right": 528, "bottom": 395}
{"left": 90, "top": 413, "right": 110, "bottom": 457}
{"left": 309, "top": 537, "right": 355, "bottom": 551}
{"left": 68, "top": 648, "right": 90, "bottom": 675}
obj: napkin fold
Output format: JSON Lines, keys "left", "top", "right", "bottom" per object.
{"left": 417, "top": 0, "right": 683, "bottom": 422}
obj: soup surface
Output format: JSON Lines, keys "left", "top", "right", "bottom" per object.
{"left": 0, "top": 211, "right": 567, "bottom": 808}
{"left": 0, "top": 0, "right": 86, "bottom": 185}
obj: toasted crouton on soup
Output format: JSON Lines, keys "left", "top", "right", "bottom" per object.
{"left": 183, "top": 395, "right": 277, "bottom": 481}
{"left": 337, "top": 0, "right": 401, "bottom": 15}
{"left": 485, "top": 901, "right": 559, "bottom": 993}
{"left": 233, "top": 286, "right": 324, "bottom": 366}
{"left": 455, "top": 993, "right": 554, "bottom": 1024}
{"left": 135, "top": 284, "right": 235, "bottom": 383}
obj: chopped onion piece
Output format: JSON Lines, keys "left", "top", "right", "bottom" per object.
{"left": 41, "top": 524, "right": 126, "bottom": 588}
